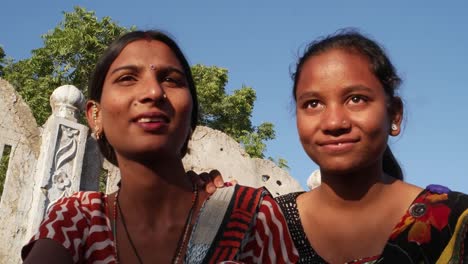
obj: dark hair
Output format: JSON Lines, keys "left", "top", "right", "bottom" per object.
{"left": 292, "top": 29, "right": 404, "bottom": 180}
{"left": 88, "top": 30, "right": 199, "bottom": 165}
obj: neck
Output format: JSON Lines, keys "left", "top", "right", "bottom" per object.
{"left": 317, "top": 164, "right": 395, "bottom": 209}
{"left": 116, "top": 156, "right": 194, "bottom": 226}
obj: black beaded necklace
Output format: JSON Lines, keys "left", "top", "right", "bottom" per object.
{"left": 112, "top": 185, "right": 199, "bottom": 264}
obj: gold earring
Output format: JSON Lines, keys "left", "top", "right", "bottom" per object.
{"left": 92, "top": 103, "right": 101, "bottom": 140}
{"left": 95, "top": 127, "right": 102, "bottom": 140}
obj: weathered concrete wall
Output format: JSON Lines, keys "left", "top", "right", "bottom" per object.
{"left": 0, "top": 79, "right": 41, "bottom": 263}
{"left": 183, "top": 126, "right": 303, "bottom": 196}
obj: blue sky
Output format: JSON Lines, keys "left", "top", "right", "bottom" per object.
{"left": 1, "top": 1, "right": 467, "bottom": 192}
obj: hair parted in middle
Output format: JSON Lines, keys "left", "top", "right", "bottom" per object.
{"left": 291, "top": 28, "right": 404, "bottom": 180}
{"left": 88, "top": 30, "right": 199, "bottom": 165}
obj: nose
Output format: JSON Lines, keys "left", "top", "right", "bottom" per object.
{"left": 320, "top": 104, "right": 351, "bottom": 136}
{"left": 139, "top": 77, "right": 166, "bottom": 103}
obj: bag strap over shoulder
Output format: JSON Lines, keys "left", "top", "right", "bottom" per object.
{"left": 186, "top": 185, "right": 266, "bottom": 264}
{"left": 205, "top": 185, "right": 265, "bottom": 263}
{"left": 191, "top": 185, "right": 236, "bottom": 245}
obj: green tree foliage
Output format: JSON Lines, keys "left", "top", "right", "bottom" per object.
{"left": 192, "top": 65, "right": 276, "bottom": 158}
{"left": 0, "top": 46, "right": 5, "bottom": 77}
{"left": 0, "top": 146, "right": 12, "bottom": 199}
{"left": 268, "top": 157, "right": 290, "bottom": 170}
{"left": 2, "top": 7, "right": 285, "bottom": 164}
{"left": 2, "top": 6, "right": 128, "bottom": 125}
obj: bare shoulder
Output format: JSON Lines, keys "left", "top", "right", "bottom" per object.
{"left": 386, "top": 180, "right": 424, "bottom": 210}
{"left": 296, "top": 188, "right": 320, "bottom": 213}
{"left": 390, "top": 180, "right": 423, "bottom": 196}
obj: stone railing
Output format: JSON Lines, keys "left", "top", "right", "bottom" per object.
{"left": 0, "top": 80, "right": 303, "bottom": 263}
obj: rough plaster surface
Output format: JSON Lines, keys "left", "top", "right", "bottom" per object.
{"left": 0, "top": 79, "right": 40, "bottom": 154}
{"left": 0, "top": 79, "right": 41, "bottom": 263}
{"left": 183, "top": 126, "right": 303, "bottom": 196}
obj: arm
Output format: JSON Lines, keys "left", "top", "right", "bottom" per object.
{"left": 23, "top": 239, "right": 73, "bottom": 264}
{"left": 238, "top": 195, "right": 299, "bottom": 264}
{"left": 21, "top": 192, "right": 99, "bottom": 263}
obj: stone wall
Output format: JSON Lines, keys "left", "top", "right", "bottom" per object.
{"left": 183, "top": 126, "right": 303, "bottom": 196}
{"left": 0, "top": 80, "right": 303, "bottom": 262}
{"left": 0, "top": 79, "right": 41, "bottom": 262}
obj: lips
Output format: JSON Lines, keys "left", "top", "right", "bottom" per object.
{"left": 318, "top": 138, "right": 358, "bottom": 146}
{"left": 133, "top": 112, "right": 169, "bottom": 123}
{"left": 132, "top": 112, "right": 169, "bottom": 132}
{"left": 317, "top": 138, "right": 359, "bottom": 153}
{"left": 136, "top": 117, "right": 168, "bottom": 123}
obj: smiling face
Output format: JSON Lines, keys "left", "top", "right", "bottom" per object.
{"left": 295, "top": 48, "right": 401, "bottom": 175}
{"left": 89, "top": 39, "right": 193, "bottom": 163}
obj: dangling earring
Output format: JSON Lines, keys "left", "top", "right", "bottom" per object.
{"left": 391, "top": 123, "right": 398, "bottom": 131}
{"left": 92, "top": 103, "right": 101, "bottom": 140}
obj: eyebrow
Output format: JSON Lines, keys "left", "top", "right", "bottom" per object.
{"left": 297, "top": 91, "right": 320, "bottom": 101}
{"left": 110, "top": 64, "right": 186, "bottom": 76}
{"left": 297, "top": 85, "right": 375, "bottom": 101}
{"left": 110, "top": 65, "right": 139, "bottom": 75}
{"left": 341, "top": 85, "right": 374, "bottom": 94}
{"left": 157, "top": 66, "right": 186, "bottom": 76}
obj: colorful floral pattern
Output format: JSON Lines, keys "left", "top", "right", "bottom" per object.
{"left": 277, "top": 185, "right": 468, "bottom": 263}
{"left": 385, "top": 187, "right": 468, "bottom": 263}
{"left": 390, "top": 192, "right": 451, "bottom": 244}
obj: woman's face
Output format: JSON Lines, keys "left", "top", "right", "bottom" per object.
{"left": 96, "top": 39, "right": 193, "bottom": 162}
{"left": 295, "top": 49, "right": 400, "bottom": 175}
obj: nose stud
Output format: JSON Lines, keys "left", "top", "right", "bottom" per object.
{"left": 148, "top": 64, "right": 166, "bottom": 99}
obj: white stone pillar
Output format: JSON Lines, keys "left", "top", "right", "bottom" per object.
{"left": 26, "top": 85, "right": 89, "bottom": 238}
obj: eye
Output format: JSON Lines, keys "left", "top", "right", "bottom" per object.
{"left": 304, "top": 100, "right": 321, "bottom": 109}
{"left": 300, "top": 99, "right": 324, "bottom": 113}
{"left": 164, "top": 77, "right": 178, "bottom": 84}
{"left": 115, "top": 75, "right": 137, "bottom": 85}
{"left": 348, "top": 95, "right": 368, "bottom": 105}
{"left": 160, "top": 73, "right": 187, "bottom": 88}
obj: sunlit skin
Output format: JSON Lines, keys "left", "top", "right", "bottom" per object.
{"left": 296, "top": 49, "right": 392, "bottom": 176}
{"left": 85, "top": 40, "right": 207, "bottom": 263}
{"left": 22, "top": 38, "right": 223, "bottom": 264}
{"left": 294, "top": 49, "right": 422, "bottom": 263}
{"left": 99, "top": 39, "right": 193, "bottom": 164}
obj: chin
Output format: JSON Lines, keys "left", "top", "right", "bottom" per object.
{"left": 132, "top": 150, "right": 179, "bottom": 163}
{"left": 320, "top": 166, "right": 354, "bottom": 176}
{"left": 130, "top": 143, "right": 180, "bottom": 159}
{"left": 313, "top": 157, "right": 363, "bottom": 176}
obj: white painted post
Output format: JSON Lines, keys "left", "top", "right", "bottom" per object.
{"left": 26, "top": 85, "right": 90, "bottom": 238}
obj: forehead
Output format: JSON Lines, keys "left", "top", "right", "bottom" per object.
{"left": 109, "top": 39, "right": 184, "bottom": 70}
{"left": 297, "top": 49, "right": 383, "bottom": 92}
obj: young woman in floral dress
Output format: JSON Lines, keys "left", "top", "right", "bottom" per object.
{"left": 274, "top": 30, "right": 468, "bottom": 263}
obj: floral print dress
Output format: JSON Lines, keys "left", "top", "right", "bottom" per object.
{"left": 275, "top": 185, "right": 468, "bottom": 263}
